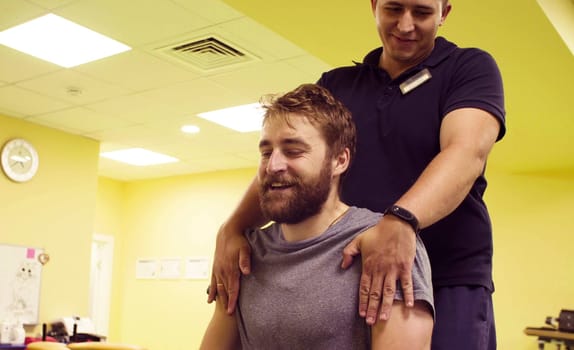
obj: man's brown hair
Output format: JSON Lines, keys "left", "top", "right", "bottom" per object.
{"left": 261, "top": 83, "right": 356, "bottom": 164}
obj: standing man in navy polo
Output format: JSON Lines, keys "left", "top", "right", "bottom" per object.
{"left": 208, "top": 0, "right": 505, "bottom": 349}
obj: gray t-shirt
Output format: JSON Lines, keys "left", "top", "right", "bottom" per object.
{"left": 236, "top": 206, "right": 434, "bottom": 350}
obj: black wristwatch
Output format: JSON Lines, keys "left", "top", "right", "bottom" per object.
{"left": 383, "top": 205, "right": 420, "bottom": 233}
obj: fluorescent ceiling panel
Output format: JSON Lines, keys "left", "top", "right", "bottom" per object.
{"left": 0, "top": 13, "right": 131, "bottom": 68}
{"left": 100, "top": 148, "right": 178, "bottom": 166}
{"left": 197, "top": 103, "right": 264, "bottom": 132}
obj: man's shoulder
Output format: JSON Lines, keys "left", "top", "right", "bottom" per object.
{"left": 434, "top": 37, "right": 498, "bottom": 66}
{"left": 318, "top": 63, "right": 376, "bottom": 96}
{"left": 345, "top": 207, "right": 382, "bottom": 227}
{"left": 318, "top": 47, "right": 380, "bottom": 83}
{"left": 320, "top": 62, "right": 366, "bottom": 79}
{"left": 349, "top": 206, "right": 381, "bottom": 216}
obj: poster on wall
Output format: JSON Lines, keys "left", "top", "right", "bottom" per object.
{"left": 0, "top": 244, "right": 43, "bottom": 325}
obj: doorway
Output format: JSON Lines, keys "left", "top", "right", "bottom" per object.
{"left": 89, "top": 234, "right": 114, "bottom": 337}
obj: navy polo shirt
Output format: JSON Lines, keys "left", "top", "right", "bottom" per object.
{"left": 318, "top": 37, "right": 506, "bottom": 290}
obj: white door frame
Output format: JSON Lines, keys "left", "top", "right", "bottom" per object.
{"left": 89, "top": 233, "right": 114, "bottom": 337}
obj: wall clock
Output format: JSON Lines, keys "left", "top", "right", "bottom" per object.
{"left": 1, "top": 138, "right": 39, "bottom": 182}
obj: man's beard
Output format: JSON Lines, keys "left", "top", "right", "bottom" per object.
{"left": 259, "top": 160, "right": 332, "bottom": 224}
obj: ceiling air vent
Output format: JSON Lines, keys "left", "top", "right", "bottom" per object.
{"left": 156, "top": 35, "right": 257, "bottom": 71}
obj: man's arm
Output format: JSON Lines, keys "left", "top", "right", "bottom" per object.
{"left": 398, "top": 107, "right": 501, "bottom": 227}
{"left": 200, "top": 290, "right": 241, "bottom": 350}
{"left": 343, "top": 107, "right": 501, "bottom": 324}
{"left": 208, "top": 176, "right": 267, "bottom": 314}
{"left": 371, "top": 301, "right": 433, "bottom": 350}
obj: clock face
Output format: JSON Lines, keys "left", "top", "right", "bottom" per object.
{"left": 1, "top": 138, "right": 39, "bottom": 182}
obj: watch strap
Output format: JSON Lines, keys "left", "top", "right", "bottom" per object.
{"left": 383, "top": 205, "right": 420, "bottom": 233}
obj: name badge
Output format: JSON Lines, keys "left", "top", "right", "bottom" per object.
{"left": 399, "top": 68, "right": 432, "bottom": 95}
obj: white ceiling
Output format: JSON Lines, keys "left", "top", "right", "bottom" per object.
{"left": 1, "top": 0, "right": 574, "bottom": 181}
{"left": 0, "top": 0, "right": 331, "bottom": 180}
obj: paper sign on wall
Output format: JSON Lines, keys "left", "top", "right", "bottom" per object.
{"left": 159, "top": 258, "right": 181, "bottom": 279}
{"left": 184, "top": 257, "right": 209, "bottom": 280}
{"left": 135, "top": 259, "right": 157, "bottom": 279}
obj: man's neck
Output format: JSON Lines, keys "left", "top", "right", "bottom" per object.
{"left": 281, "top": 199, "right": 349, "bottom": 242}
{"left": 381, "top": 60, "right": 413, "bottom": 80}
{"left": 380, "top": 45, "right": 435, "bottom": 79}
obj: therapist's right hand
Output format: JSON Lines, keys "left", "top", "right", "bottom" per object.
{"left": 208, "top": 224, "right": 251, "bottom": 315}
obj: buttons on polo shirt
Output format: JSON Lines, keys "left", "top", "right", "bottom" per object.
{"left": 383, "top": 85, "right": 394, "bottom": 96}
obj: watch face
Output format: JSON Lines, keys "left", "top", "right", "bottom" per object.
{"left": 385, "top": 205, "right": 420, "bottom": 233}
{"left": 391, "top": 206, "right": 414, "bottom": 220}
{"left": 1, "top": 138, "right": 39, "bottom": 182}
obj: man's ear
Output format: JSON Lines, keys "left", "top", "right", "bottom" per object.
{"left": 371, "top": 0, "right": 377, "bottom": 13}
{"left": 440, "top": 2, "right": 452, "bottom": 25}
{"left": 332, "top": 148, "right": 351, "bottom": 176}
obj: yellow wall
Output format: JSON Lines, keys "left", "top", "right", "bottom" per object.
{"left": 488, "top": 170, "right": 574, "bottom": 349}
{"left": 0, "top": 114, "right": 99, "bottom": 335}
{"left": 3, "top": 114, "right": 574, "bottom": 349}
{"left": 96, "top": 169, "right": 255, "bottom": 349}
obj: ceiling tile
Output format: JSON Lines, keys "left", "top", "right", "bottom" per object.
{"left": 171, "top": 0, "right": 243, "bottom": 24}
{"left": 0, "top": 108, "right": 25, "bottom": 119}
{"left": 56, "top": 0, "right": 212, "bottom": 47}
{"left": 0, "top": 0, "right": 46, "bottom": 30}
{"left": 154, "top": 131, "right": 260, "bottom": 160}
{"left": 0, "top": 46, "right": 61, "bottom": 83}
{"left": 536, "top": 0, "right": 574, "bottom": 55}
{"left": 26, "top": 0, "right": 78, "bottom": 10}
{"left": 131, "top": 78, "right": 249, "bottom": 117}
{"left": 282, "top": 55, "right": 332, "bottom": 78}
{"left": 85, "top": 92, "right": 183, "bottom": 124}
{"left": 0, "top": 86, "right": 70, "bottom": 116}
{"left": 28, "top": 107, "right": 137, "bottom": 135}
{"left": 16, "top": 69, "right": 132, "bottom": 105}
{"left": 217, "top": 16, "right": 309, "bottom": 61}
{"left": 143, "top": 114, "right": 234, "bottom": 138}
{"left": 209, "top": 61, "right": 318, "bottom": 100}
{"left": 73, "top": 50, "right": 200, "bottom": 91}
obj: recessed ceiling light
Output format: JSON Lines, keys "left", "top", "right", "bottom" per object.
{"left": 197, "top": 103, "right": 264, "bottom": 132}
{"left": 0, "top": 13, "right": 131, "bottom": 68}
{"left": 181, "top": 125, "right": 200, "bottom": 134}
{"left": 100, "top": 148, "right": 178, "bottom": 166}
